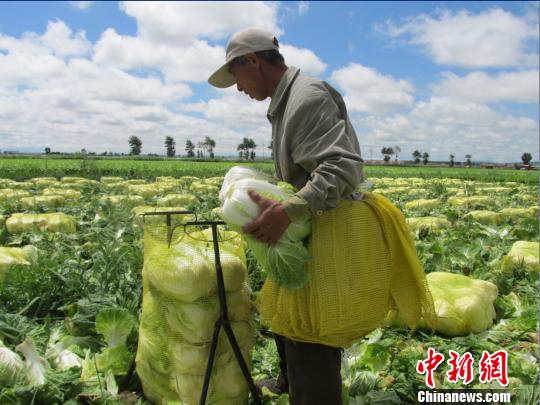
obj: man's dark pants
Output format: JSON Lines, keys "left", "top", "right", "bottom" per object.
{"left": 273, "top": 334, "right": 342, "bottom": 405}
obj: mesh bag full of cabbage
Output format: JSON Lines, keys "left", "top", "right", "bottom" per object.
{"left": 259, "top": 192, "right": 437, "bottom": 348}
{"left": 136, "top": 215, "right": 255, "bottom": 405}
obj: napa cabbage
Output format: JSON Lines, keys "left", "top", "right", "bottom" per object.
{"left": 156, "top": 193, "right": 200, "bottom": 207}
{"left": 44, "top": 326, "right": 83, "bottom": 371}
{"left": 170, "top": 320, "right": 254, "bottom": 375}
{"left": 0, "top": 340, "right": 24, "bottom": 385}
{"left": 502, "top": 241, "right": 539, "bottom": 273}
{"left": 406, "top": 216, "right": 451, "bottom": 232}
{"left": 424, "top": 272, "right": 498, "bottom": 336}
{"left": 16, "top": 338, "right": 49, "bottom": 386}
{"left": 0, "top": 245, "right": 38, "bottom": 280}
{"left": 164, "top": 288, "right": 252, "bottom": 343}
{"left": 146, "top": 241, "right": 247, "bottom": 302}
{"left": 464, "top": 210, "right": 503, "bottom": 225}
{"left": 219, "top": 166, "right": 277, "bottom": 201}
{"left": 6, "top": 213, "right": 77, "bottom": 234}
{"left": 95, "top": 307, "right": 137, "bottom": 348}
{"left": 220, "top": 170, "right": 312, "bottom": 289}
{"left": 404, "top": 199, "right": 442, "bottom": 210}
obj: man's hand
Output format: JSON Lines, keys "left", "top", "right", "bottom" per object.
{"left": 243, "top": 190, "right": 291, "bottom": 245}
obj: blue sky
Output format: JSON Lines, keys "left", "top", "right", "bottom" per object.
{"left": 0, "top": 1, "right": 538, "bottom": 162}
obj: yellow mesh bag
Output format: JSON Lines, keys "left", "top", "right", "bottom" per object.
{"left": 136, "top": 216, "right": 255, "bottom": 405}
{"left": 258, "top": 192, "right": 436, "bottom": 348}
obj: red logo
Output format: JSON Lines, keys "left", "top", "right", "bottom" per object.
{"left": 446, "top": 350, "right": 474, "bottom": 385}
{"left": 417, "top": 349, "right": 509, "bottom": 388}
{"left": 478, "top": 350, "right": 509, "bottom": 386}
{"left": 416, "top": 347, "right": 445, "bottom": 389}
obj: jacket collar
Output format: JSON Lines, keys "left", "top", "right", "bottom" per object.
{"left": 267, "top": 66, "right": 300, "bottom": 121}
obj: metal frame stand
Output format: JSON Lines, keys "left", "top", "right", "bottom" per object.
{"left": 142, "top": 212, "right": 262, "bottom": 405}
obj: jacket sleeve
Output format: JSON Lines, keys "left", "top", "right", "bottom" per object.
{"left": 285, "top": 84, "right": 363, "bottom": 215}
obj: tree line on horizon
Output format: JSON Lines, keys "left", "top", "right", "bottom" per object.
{"left": 38, "top": 139, "right": 534, "bottom": 166}
{"left": 127, "top": 135, "right": 271, "bottom": 161}
{"left": 380, "top": 145, "right": 534, "bottom": 167}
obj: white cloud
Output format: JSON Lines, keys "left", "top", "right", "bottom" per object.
{"left": 383, "top": 8, "right": 539, "bottom": 68}
{"left": 39, "top": 20, "right": 91, "bottom": 57}
{"left": 330, "top": 63, "right": 415, "bottom": 114}
{"left": 195, "top": 88, "right": 270, "bottom": 128}
{"left": 280, "top": 44, "right": 327, "bottom": 76}
{"left": 0, "top": 33, "right": 68, "bottom": 87}
{"left": 119, "top": 1, "right": 281, "bottom": 45}
{"left": 353, "top": 97, "right": 538, "bottom": 163}
{"left": 177, "top": 88, "right": 273, "bottom": 154}
{"left": 67, "top": 1, "right": 94, "bottom": 11}
{"left": 93, "top": 2, "right": 326, "bottom": 83}
{"left": 432, "top": 70, "right": 539, "bottom": 104}
{"left": 93, "top": 28, "right": 225, "bottom": 83}
{"left": 0, "top": 26, "right": 199, "bottom": 154}
{"left": 0, "top": 20, "right": 90, "bottom": 84}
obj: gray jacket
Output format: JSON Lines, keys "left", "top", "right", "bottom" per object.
{"left": 267, "top": 67, "right": 363, "bottom": 219}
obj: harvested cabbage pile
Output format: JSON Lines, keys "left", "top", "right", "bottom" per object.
{"left": 406, "top": 216, "right": 451, "bottom": 232}
{"left": 404, "top": 199, "right": 442, "bottom": 210}
{"left": 20, "top": 195, "right": 66, "bottom": 210}
{"left": 136, "top": 227, "right": 254, "bottom": 404}
{"left": 464, "top": 210, "right": 503, "bottom": 225}
{"left": 6, "top": 213, "right": 77, "bottom": 234}
{"left": 156, "top": 193, "right": 200, "bottom": 207}
{"left": 219, "top": 166, "right": 312, "bottom": 289}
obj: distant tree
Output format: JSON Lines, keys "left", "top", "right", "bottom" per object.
{"left": 422, "top": 152, "right": 429, "bottom": 165}
{"left": 465, "top": 154, "right": 472, "bottom": 166}
{"left": 165, "top": 136, "right": 176, "bottom": 157}
{"left": 81, "top": 148, "right": 87, "bottom": 155}
{"left": 197, "top": 141, "right": 205, "bottom": 158}
{"left": 394, "top": 145, "right": 401, "bottom": 162}
{"left": 45, "top": 147, "right": 51, "bottom": 155}
{"left": 381, "top": 146, "right": 394, "bottom": 163}
{"left": 247, "top": 138, "right": 257, "bottom": 160}
{"left": 238, "top": 138, "right": 256, "bottom": 160}
{"left": 449, "top": 154, "right": 455, "bottom": 167}
{"left": 185, "top": 139, "right": 195, "bottom": 158}
{"left": 237, "top": 138, "right": 247, "bottom": 160}
{"left": 521, "top": 152, "right": 532, "bottom": 165}
{"left": 128, "top": 136, "right": 142, "bottom": 155}
{"left": 203, "top": 136, "right": 216, "bottom": 159}
{"left": 412, "top": 150, "right": 422, "bottom": 164}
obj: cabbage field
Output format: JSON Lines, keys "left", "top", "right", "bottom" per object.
{"left": 0, "top": 161, "right": 538, "bottom": 404}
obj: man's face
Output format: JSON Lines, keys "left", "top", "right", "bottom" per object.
{"left": 228, "top": 55, "right": 268, "bottom": 101}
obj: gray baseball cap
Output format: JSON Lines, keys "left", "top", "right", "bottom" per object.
{"left": 208, "top": 27, "right": 279, "bottom": 88}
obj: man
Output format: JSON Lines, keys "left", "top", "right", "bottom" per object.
{"left": 208, "top": 26, "right": 362, "bottom": 404}
{"left": 208, "top": 27, "right": 435, "bottom": 404}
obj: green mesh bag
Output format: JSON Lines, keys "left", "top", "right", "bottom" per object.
{"left": 136, "top": 215, "right": 255, "bottom": 404}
